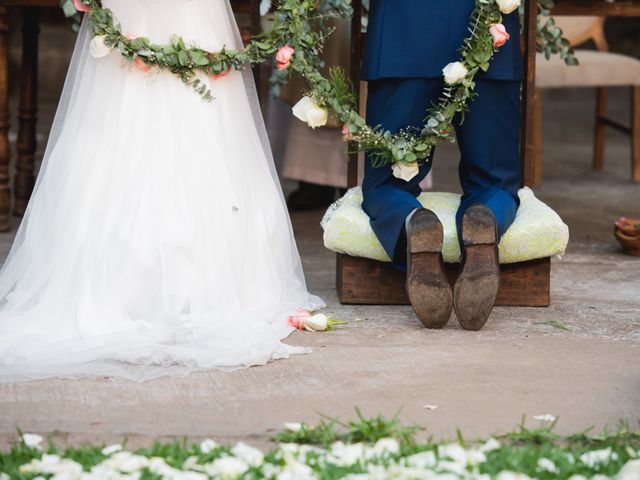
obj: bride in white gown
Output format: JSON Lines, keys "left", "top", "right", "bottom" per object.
{"left": 0, "top": 0, "right": 323, "bottom": 382}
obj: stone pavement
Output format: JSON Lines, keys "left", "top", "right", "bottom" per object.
{"left": 0, "top": 81, "right": 638, "bottom": 449}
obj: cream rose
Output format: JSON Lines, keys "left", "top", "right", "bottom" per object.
{"left": 292, "top": 96, "right": 328, "bottom": 129}
{"left": 303, "top": 313, "right": 328, "bottom": 331}
{"left": 89, "top": 35, "right": 112, "bottom": 58}
{"left": 496, "top": 0, "right": 521, "bottom": 14}
{"left": 392, "top": 162, "right": 420, "bottom": 182}
{"left": 443, "top": 62, "right": 468, "bottom": 85}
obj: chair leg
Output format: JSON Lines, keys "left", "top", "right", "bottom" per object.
{"left": 532, "top": 89, "right": 543, "bottom": 186}
{"left": 593, "top": 87, "right": 607, "bottom": 171}
{"left": 632, "top": 86, "right": 640, "bottom": 183}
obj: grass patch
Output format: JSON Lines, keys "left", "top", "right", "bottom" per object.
{"left": 1, "top": 414, "right": 638, "bottom": 479}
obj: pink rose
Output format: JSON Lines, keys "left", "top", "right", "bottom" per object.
{"left": 288, "top": 308, "right": 311, "bottom": 330}
{"left": 489, "top": 24, "right": 510, "bottom": 48}
{"left": 73, "top": 0, "right": 92, "bottom": 12}
{"left": 342, "top": 124, "right": 352, "bottom": 140}
{"left": 210, "top": 68, "right": 231, "bottom": 80}
{"left": 275, "top": 45, "right": 295, "bottom": 71}
{"left": 133, "top": 56, "right": 152, "bottom": 73}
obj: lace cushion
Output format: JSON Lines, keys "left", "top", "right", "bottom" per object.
{"left": 321, "top": 187, "right": 570, "bottom": 264}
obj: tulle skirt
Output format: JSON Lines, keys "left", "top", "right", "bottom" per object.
{"left": 0, "top": 0, "right": 323, "bottom": 382}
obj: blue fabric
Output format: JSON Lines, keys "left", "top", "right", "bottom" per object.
{"left": 361, "top": 0, "right": 523, "bottom": 81}
{"left": 362, "top": 78, "right": 522, "bottom": 270}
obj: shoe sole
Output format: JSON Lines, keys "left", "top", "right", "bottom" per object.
{"left": 406, "top": 209, "right": 453, "bottom": 329}
{"left": 453, "top": 205, "right": 500, "bottom": 331}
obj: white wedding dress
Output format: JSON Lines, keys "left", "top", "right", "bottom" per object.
{"left": 0, "top": 0, "right": 323, "bottom": 382}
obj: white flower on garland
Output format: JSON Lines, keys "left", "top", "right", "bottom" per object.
{"left": 496, "top": 0, "right": 521, "bottom": 14}
{"left": 89, "top": 35, "right": 112, "bottom": 58}
{"left": 443, "top": 61, "right": 468, "bottom": 85}
{"left": 292, "top": 96, "right": 328, "bottom": 129}
{"left": 259, "top": 0, "right": 271, "bottom": 16}
{"left": 392, "top": 161, "right": 420, "bottom": 182}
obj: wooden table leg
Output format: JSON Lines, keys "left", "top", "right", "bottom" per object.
{"left": 521, "top": 0, "right": 538, "bottom": 188}
{"left": 14, "top": 7, "right": 39, "bottom": 217}
{"left": 0, "top": 7, "right": 11, "bottom": 232}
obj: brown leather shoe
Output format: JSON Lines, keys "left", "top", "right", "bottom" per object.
{"left": 453, "top": 205, "right": 500, "bottom": 331}
{"left": 406, "top": 209, "right": 453, "bottom": 329}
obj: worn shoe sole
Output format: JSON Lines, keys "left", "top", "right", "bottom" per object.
{"left": 406, "top": 209, "right": 453, "bottom": 329}
{"left": 453, "top": 205, "right": 500, "bottom": 331}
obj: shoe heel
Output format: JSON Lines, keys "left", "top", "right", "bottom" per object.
{"left": 408, "top": 209, "right": 443, "bottom": 253}
{"left": 462, "top": 205, "right": 497, "bottom": 246}
{"left": 406, "top": 209, "right": 452, "bottom": 329}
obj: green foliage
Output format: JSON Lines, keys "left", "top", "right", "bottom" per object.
{"left": 63, "top": 0, "right": 578, "bottom": 169}
{"left": 536, "top": 0, "right": 579, "bottom": 65}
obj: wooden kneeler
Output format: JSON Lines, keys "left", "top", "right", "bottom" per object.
{"left": 336, "top": 0, "right": 552, "bottom": 308}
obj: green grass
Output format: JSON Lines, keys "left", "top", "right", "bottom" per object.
{"left": 1, "top": 413, "right": 639, "bottom": 479}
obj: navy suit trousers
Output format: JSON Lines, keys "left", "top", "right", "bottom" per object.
{"left": 362, "top": 78, "right": 522, "bottom": 270}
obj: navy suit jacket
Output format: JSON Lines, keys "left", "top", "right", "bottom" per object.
{"left": 361, "top": 0, "right": 524, "bottom": 81}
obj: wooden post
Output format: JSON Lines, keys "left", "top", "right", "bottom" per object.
{"left": 14, "top": 7, "right": 39, "bottom": 216}
{"left": 632, "top": 86, "right": 640, "bottom": 183}
{"left": 521, "top": 0, "right": 537, "bottom": 187}
{"left": 0, "top": 6, "right": 10, "bottom": 232}
{"left": 346, "top": 0, "right": 361, "bottom": 188}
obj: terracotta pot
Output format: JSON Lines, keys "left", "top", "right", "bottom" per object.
{"left": 614, "top": 217, "right": 640, "bottom": 257}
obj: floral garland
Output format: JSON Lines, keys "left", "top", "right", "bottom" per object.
{"left": 71, "top": 0, "right": 559, "bottom": 178}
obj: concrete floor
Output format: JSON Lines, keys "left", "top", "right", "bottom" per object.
{"left": 0, "top": 28, "right": 639, "bottom": 448}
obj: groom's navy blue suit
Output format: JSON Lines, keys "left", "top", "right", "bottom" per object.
{"left": 361, "top": 0, "right": 524, "bottom": 270}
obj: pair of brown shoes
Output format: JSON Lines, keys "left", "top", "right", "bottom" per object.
{"left": 406, "top": 205, "right": 500, "bottom": 331}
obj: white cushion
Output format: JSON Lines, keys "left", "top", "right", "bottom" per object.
{"left": 536, "top": 49, "right": 640, "bottom": 88}
{"left": 321, "top": 187, "right": 569, "bottom": 264}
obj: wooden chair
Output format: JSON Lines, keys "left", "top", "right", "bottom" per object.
{"left": 534, "top": 16, "right": 640, "bottom": 184}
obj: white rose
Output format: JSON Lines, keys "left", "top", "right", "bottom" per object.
{"left": 618, "top": 459, "right": 640, "bottom": 480}
{"left": 372, "top": 438, "right": 400, "bottom": 456}
{"left": 292, "top": 96, "right": 328, "bottom": 129}
{"left": 391, "top": 161, "right": 420, "bottom": 182}
{"left": 496, "top": 0, "right": 521, "bottom": 14}
{"left": 204, "top": 457, "right": 249, "bottom": 479}
{"left": 199, "top": 439, "right": 219, "bottom": 454}
{"left": 442, "top": 61, "right": 468, "bottom": 85}
{"left": 480, "top": 438, "right": 501, "bottom": 452}
{"left": 284, "top": 422, "right": 302, "bottom": 432}
{"left": 259, "top": 0, "right": 271, "bottom": 16}
{"left": 21, "top": 433, "right": 43, "bottom": 449}
{"left": 405, "top": 450, "right": 437, "bottom": 468}
{"left": 579, "top": 447, "right": 618, "bottom": 468}
{"left": 537, "top": 457, "right": 559, "bottom": 474}
{"left": 89, "top": 35, "right": 112, "bottom": 58}
{"left": 231, "top": 442, "right": 264, "bottom": 466}
{"left": 496, "top": 472, "right": 533, "bottom": 480}
{"left": 101, "top": 443, "right": 123, "bottom": 456}
{"left": 303, "top": 313, "right": 328, "bottom": 331}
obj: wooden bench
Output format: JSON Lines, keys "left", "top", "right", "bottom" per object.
{"left": 337, "top": 0, "right": 640, "bottom": 308}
